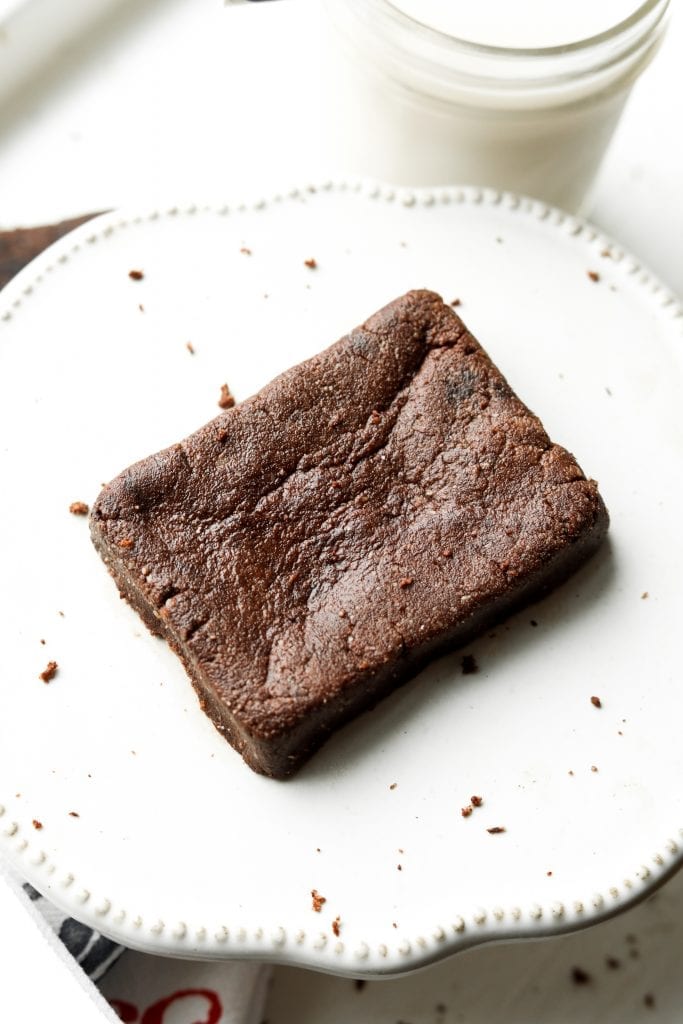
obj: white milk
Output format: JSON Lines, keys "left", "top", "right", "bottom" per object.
{"left": 320, "top": 0, "right": 670, "bottom": 211}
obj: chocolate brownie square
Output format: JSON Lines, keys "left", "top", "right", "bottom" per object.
{"left": 90, "top": 291, "right": 608, "bottom": 777}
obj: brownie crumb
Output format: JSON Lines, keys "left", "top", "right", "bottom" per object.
{"left": 487, "top": 826, "right": 506, "bottom": 834}
{"left": 389, "top": 783, "right": 397, "bottom": 790}
{"left": 471, "top": 794, "right": 483, "bottom": 807}
{"left": 138, "top": 303, "right": 145, "bottom": 313}
{"left": 332, "top": 916, "right": 341, "bottom": 937}
{"left": 450, "top": 298, "right": 462, "bottom": 307}
{"left": 530, "top": 619, "right": 538, "bottom": 627}
{"left": 591, "top": 765, "right": 599, "bottom": 773}
{"left": 641, "top": 591, "right": 649, "bottom": 600}
{"left": 58, "top": 610, "right": 64, "bottom": 617}
{"left": 311, "top": 889, "right": 326, "bottom": 913}
{"left": 240, "top": 247, "right": 252, "bottom": 256}
{"left": 128, "top": 269, "right": 144, "bottom": 281}
{"left": 39, "top": 660, "right": 58, "bottom": 683}
{"left": 568, "top": 770, "right": 575, "bottom": 776}
{"left": 304, "top": 258, "right": 318, "bottom": 269}
{"left": 32, "top": 819, "right": 43, "bottom": 830}
{"left": 601, "top": 249, "right": 613, "bottom": 258}
{"left": 590, "top": 695, "right": 602, "bottom": 708}
{"left": 461, "top": 805, "right": 473, "bottom": 818}
{"left": 218, "top": 384, "right": 235, "bottom": 410}
{"left": 643, "top": 993, "right": 655, "bottom": 1009}
{"left": 461, "top": 654, "right": 478, "bottom": 675}
{"left": 546, "top": 870, "right": 553, "bottom": 876}
{"left": 605, "top": 956, "right": 621, "bottom": 970}
{"left": 355, "top": 980, "right": 366, "bottom": 991}
{"left": 587, "top": 271, "right": 600, "bottom": 283}
{"left": 399, "top": 576, "right": 414, "bottom": 589}
{"left": 118, "top": 538, "right": 134, "bottom": 549}
{"left": 69, "top": 501, "right": 89, "bottom": 516}
{"left": 397, "top": 864, "right": 402, "bottom": 871}
{"left": 571, "top": 966, "right": 592, "bottom": 985}
{"left": 68, "top": 811, "right": 80, "bottom": 818}
{"left": 40, "top": 639, "right": 46, "bottom": 645}
{"left": 186, "top": 342, "right": 195, "bottom": 355}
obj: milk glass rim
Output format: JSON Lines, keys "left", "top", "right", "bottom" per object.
{"left": 381, "top": 0, "right": 670, "bottom": 58}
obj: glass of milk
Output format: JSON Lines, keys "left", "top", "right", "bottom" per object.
{"left": 320, "top": 0, "right": 670, "bottom": 212}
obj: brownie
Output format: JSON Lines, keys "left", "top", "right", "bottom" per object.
{"left": 90, "top": 290, "right": 608, "bottom": 778}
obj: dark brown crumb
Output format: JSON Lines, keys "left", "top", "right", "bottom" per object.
{"left": 304, "top": 258, "right": 318, "bottom": 269}
{"left": 354, "top": 980, "right": 366, "bottom": 991}
{"left": 39, "top": 660, "right": 58, "bottom": 683}
{"left": 643, "top": 993, "right": 655, "bottom": 1008}
{"left": 240, "top": 247, "right": 252, "bottom": 256}
{"left": 186, "top": 341, "right": 195, "bottom": 355}
{"left": 39, "top": 639, "right": 46, "bottom": 645}
{"left": 389, "top": 783, "right": 397, "bottom": 790}
{"left": 399, "top": 576, "right": 414, "bottom": 589}
{"left": 587, "top": 270, "right": 600, "bottom": 283}
{"left": 487, "top": 826, "right": 506, "bottom": 834}
{"left": 311, "top": 889, "right": 326, "bottom": 913}
{"left": 547, "top": 871, "right": 553, "bottom": 876}
{"left": 530, "top": 619, "right": 538, "bottom": 627}
{"left": 118, "top": 538, "right": 134, "bottom": 549}
{"left": 392, "top": 922, "right": 398, "bottom": 928}
{"left": 568, "top": 770, "right": 574, "bottom": 776}
{"left": 397, "top": 864, "right": 402, "bottom": 871}
{"left": 590, "top": 695, "right": 602, "bottom": 708}
{"left": 32, "top": 819, "right": 43, "bottom": 830}
{"left": 641, "top": 591, "right": 649, "bottom": 600}
{"left": 69, "top": 501, "right": 89, "bottom": 516}
{"left": 128, "top": 269, "right": 144, "bottom": 281}
{"left": 461, "top": 805, "right": 473, "bottom": 818}
{"left": 138, "top": 303, "right": 145, "bottom": 313}
{"left": 605, "top": 956, "right": 621, "bottom": 970}
{"left": 218, "top": 384, "right": 235, "bottom": 410}
{"left": 461, "top": 654, "right": 478, "bottom": 675}
{"left": 68, "top": 811, "right": 80, "bottom": 818}
{"left": 332, "top": 916, "right": 341, "bottom": 937}
{"left": 449, "top": 298, "right": 462, "bottom": 307}
{"left": 571, "top": 966, "right": 592, "bottom": 985}
{"left": 436, "top": 1004, "right": 447, "bottom": 1015}
{"left": 591, "top": 765, "right": 599, "bottom": 773}
{"left": 471, "top": 795, "right": 483, "bottom": 807}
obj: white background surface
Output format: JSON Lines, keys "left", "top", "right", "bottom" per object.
{"left": 0, "top": 1, "right": 681, "bottom": 1021}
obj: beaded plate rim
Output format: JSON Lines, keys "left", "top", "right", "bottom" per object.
{"left": 1, "top": 178, "right": 681, "bottom": 976}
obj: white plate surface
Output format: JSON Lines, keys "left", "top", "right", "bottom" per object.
{"left": 0, "top": 183, "right": 682, "bottom": 976}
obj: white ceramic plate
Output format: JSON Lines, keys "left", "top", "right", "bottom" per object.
{"left": 1, "top": 183, "right": 682, "bottom": 977}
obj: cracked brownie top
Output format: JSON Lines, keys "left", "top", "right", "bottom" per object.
{"left": 90, "top": 290, "right": 608, "bottom": 776}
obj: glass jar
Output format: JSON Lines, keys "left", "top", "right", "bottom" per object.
{"left": 320, "top": 0, "right": 670, "bottom": 212}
